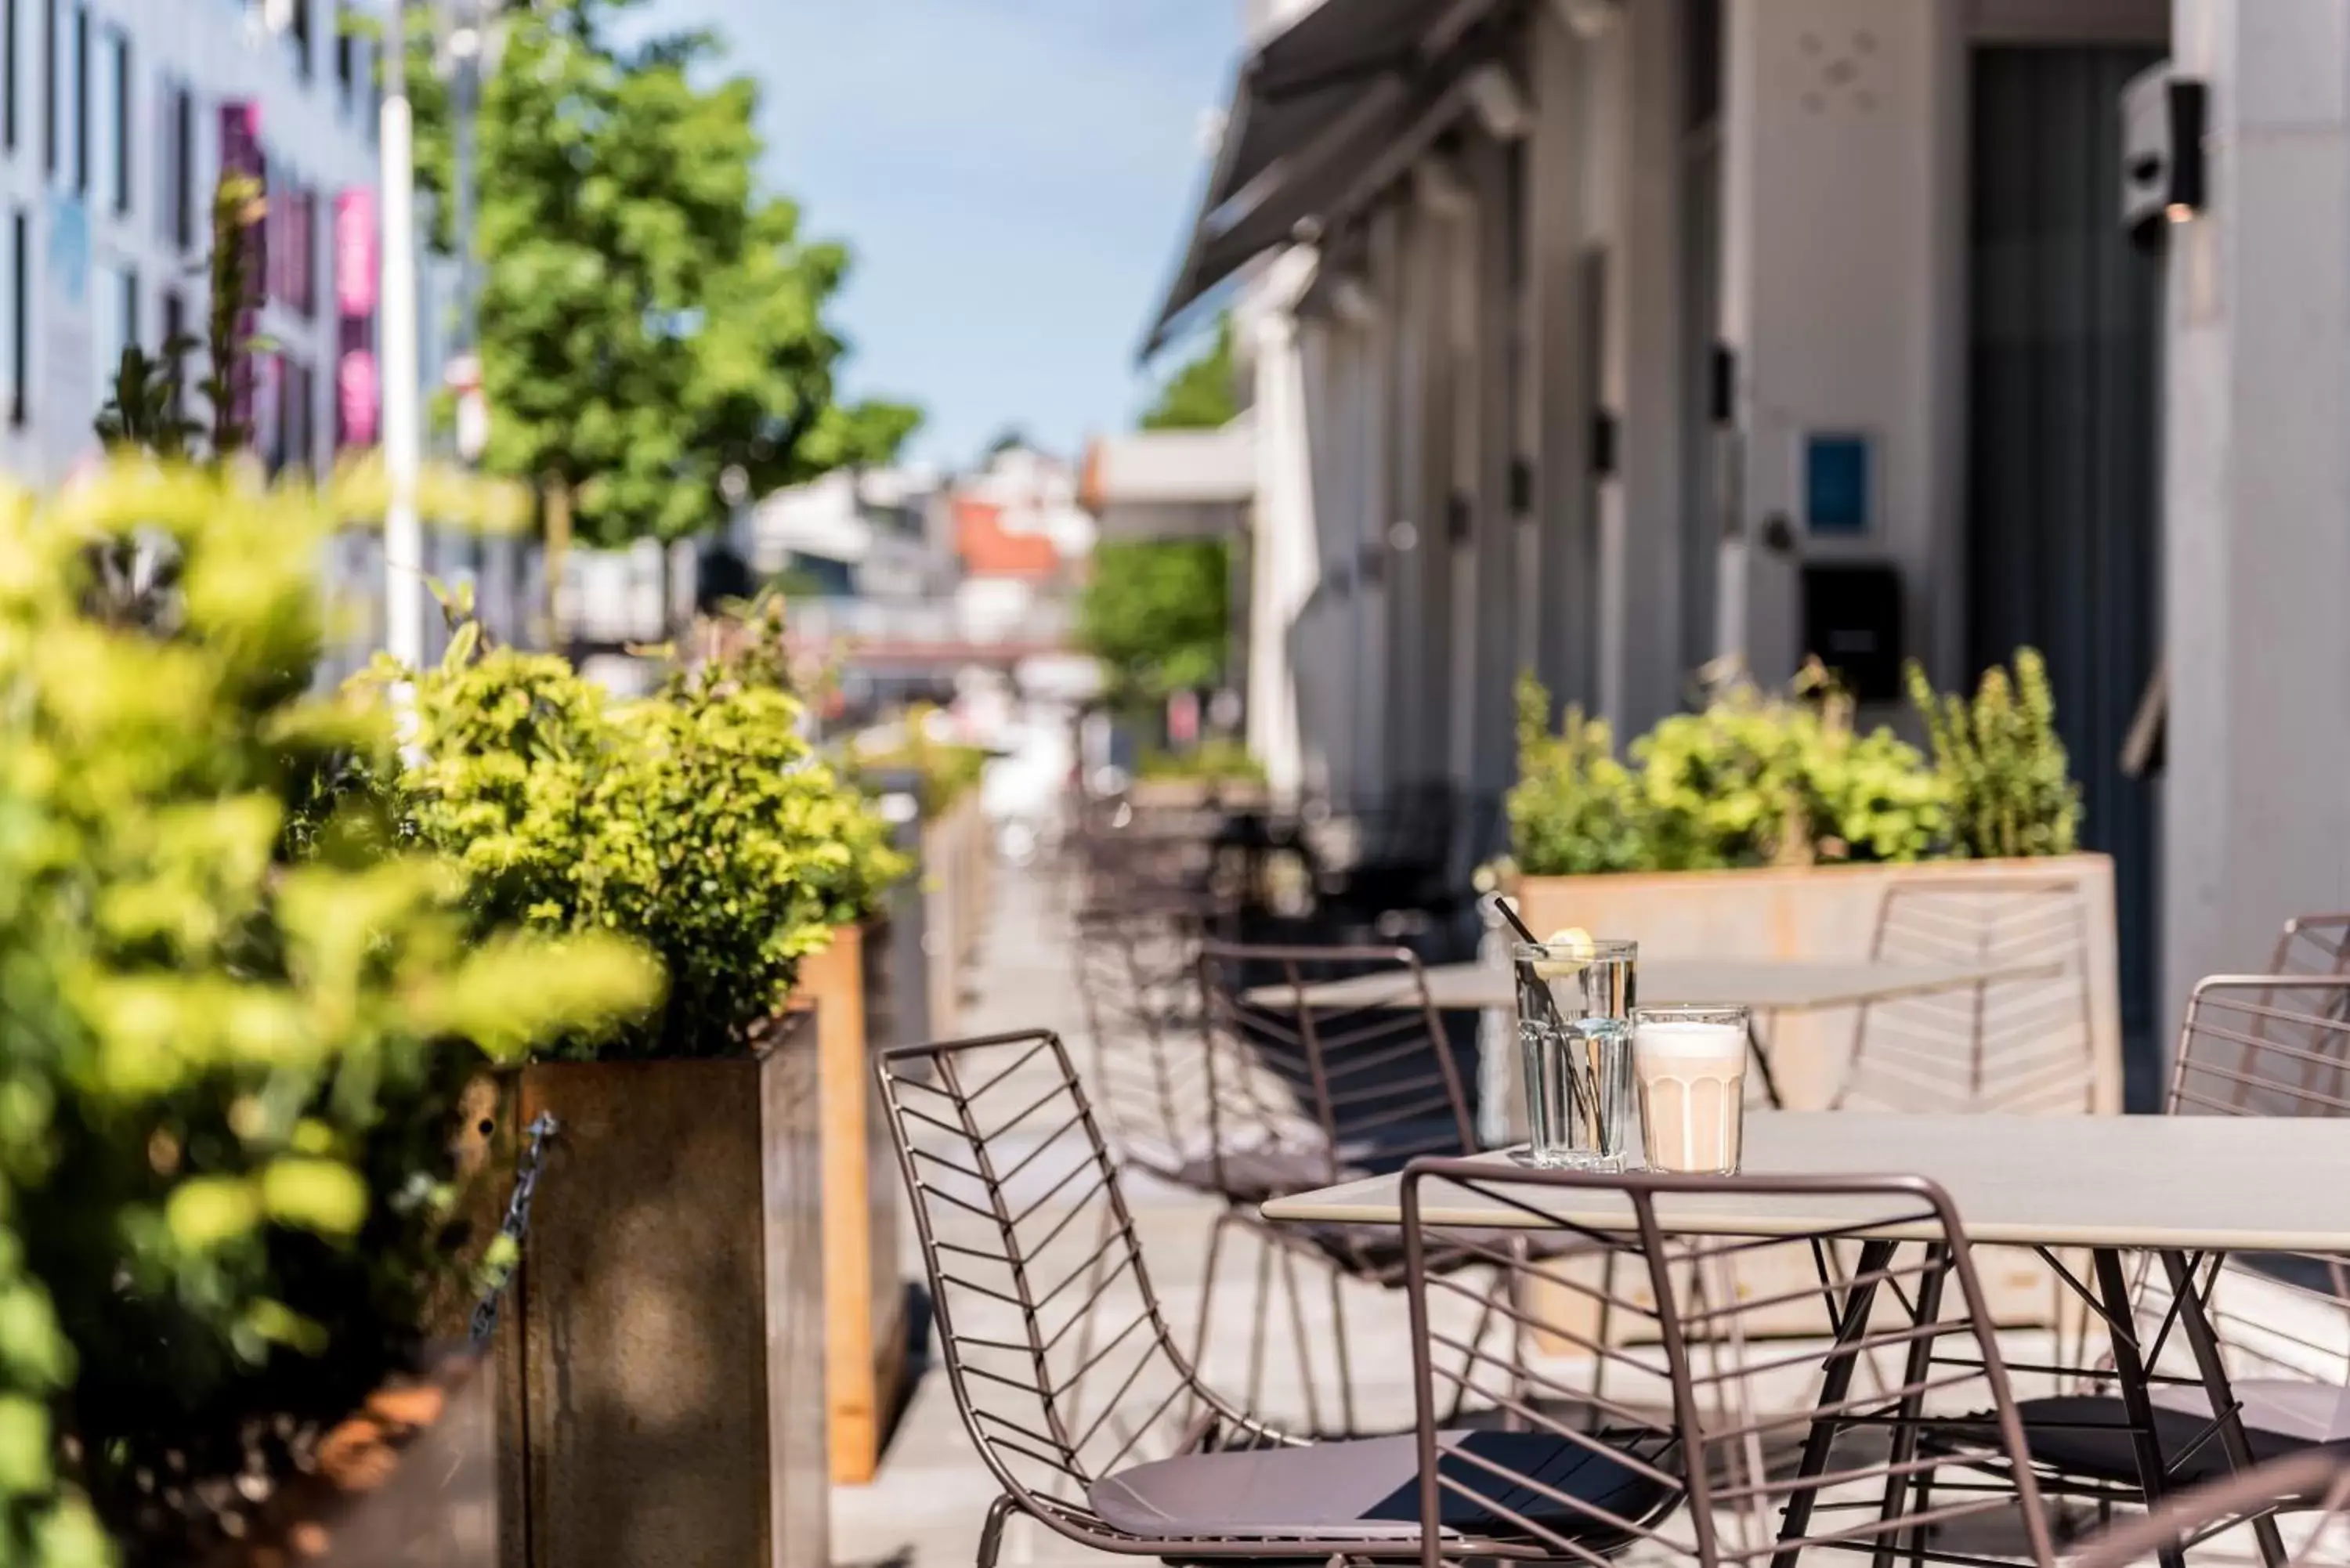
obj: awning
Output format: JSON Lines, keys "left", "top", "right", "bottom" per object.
{"left": 1081, "top": 418, "right": 1256, "bottom": 542}
{"left": 1141, "top": 0, "right": 1515, "bottom": 358}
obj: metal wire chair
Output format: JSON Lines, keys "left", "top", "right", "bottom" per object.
{"left": 2069, "top": 1450, "right": 2350, "bottom": 1568}
{"left": 2272, "top": 916, "right": 2350, "bottom": 981}
{"left": 1833, "top": 876, "right": 2096, "bottom": 1115}
{"left": 1184, "top": 942, "right": 1503, "bottom": 1437}
{"left": 1395, "top": 1158, "right": 2060, "bottom": 1566}
{"left": 1904, "top": 977, "right": 2350, "bottom": 1554}
{"left": 873, "top": 1031, "right": 1655, "bottom": 1565}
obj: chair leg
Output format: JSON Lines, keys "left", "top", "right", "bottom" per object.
{"left": 1273, "top": 1234, "right": 1325, "bottom": 1436}
{"left": 975, "top": 1494, "right": 1016, "bottom": 1568}
{"left": 1188, "top": 1206, "right": 1234, "bottom": 1399}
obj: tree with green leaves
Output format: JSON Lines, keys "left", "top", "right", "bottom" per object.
{"left": 395, "top": 0, "right": 918, "bottom": 549}
{"left": 1140, "top": 314, "right": 1237, "bottom": 432}
{"left": 1077, "top": 317, "right": 1239, "bottom": 703}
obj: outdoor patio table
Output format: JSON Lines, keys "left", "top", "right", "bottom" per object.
{"left": 1262, "top": 1111, "right": 2350, "bottom": 1568}
{"left": 1238, "top": 956, "right": 2063, "bottom": 1108}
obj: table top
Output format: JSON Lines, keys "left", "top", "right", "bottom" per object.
{"left": 1260, "top": 1111, "right": 2350, "bottom": 1253}
{"left": 1240, "top": 956, "right": 2060, "bottom": 1013}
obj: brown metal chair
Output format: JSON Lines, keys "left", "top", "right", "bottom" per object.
{"left": 2272, "top": 916, "right": 2350, "bottom": 980}
{"left": 2069, "top": 1450, "right": 2350, "bottom": 1567}
{"left": 1183, "top": 942, "right": 1502, "bottom": 1436}
{"left": 1382, "top": 1158, "right": 2064, "bottom": 1566}
{"left": 1907, "top": 977, "right": 2350, "bottom": 1552}
{"left": 1832, "top": 876, "right": 2098, "bottom": 1115}
{"left": 873, "top": 1030, "right": 1658, "bottom": 1566}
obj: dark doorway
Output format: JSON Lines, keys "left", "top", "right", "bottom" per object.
{"left": 1967, "top": 45, "right": 2164, "bottom": 1107}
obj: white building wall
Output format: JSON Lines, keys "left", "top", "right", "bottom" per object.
{"left": 0, "top": 0, "right": 378, "bottom": 487}
{"left": 2160, "top": 0, "right": 2350, "bottom": 1039}
{"left": 1718, "top": 0, "right": 1964, "bottom": 692}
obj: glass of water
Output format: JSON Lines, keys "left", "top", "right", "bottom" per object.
{"left": 1513, "top": 938, "right": 1637, "bottom": 1170}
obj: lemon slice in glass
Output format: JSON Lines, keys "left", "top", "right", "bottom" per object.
{"left": 1531, "top": 926, "right": 1597, "bottom": 978}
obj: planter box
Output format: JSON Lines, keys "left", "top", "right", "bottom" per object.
{"left": 919, "top": 793, "right": 989, "bottom": 1039}
{"left": 1516, "top": 854, "right": 2122, "bottom": 1112}
{"left": 1516, "top": 855, "right": 2117, "bottom": 1346}
{"left": 792, "top": 924, "right": 908, "bottom": 1487}
{"left": 488, "top": 1017, "right": 828, "bottom": 1568}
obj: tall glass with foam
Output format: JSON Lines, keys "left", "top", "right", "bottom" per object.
{"left": 1632, "top": 1006, "right": 1750, "bottom": 1176}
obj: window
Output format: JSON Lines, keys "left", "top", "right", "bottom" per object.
{"left": 38, "top": 0, "right": 52, "bottom": 177}
{"left": 288, "top": 0, "right": 311, "bottom": 84}
{"left": 334, "top": 2, "right": 352, "bottom": 114}
{"left": 4, "top": 0, "right": 18, "bottom": 154}
{"left": 10, "top": 208, "right": 27, "bottom": 428}
{"left": 70, "top": 1, "right": 85, "bottom": 195}
{"left": 163, "top": 78, "right": 190, "bottom": 249}
{"left": 103, "top": 23, "right": 123, "bottom": 213}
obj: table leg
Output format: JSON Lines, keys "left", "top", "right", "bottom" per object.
{"left": 2094, "top": 1248, "right": 2184, "bottom": 1568}
{"left": 1871, "top": 1242, "right": 1947, "bottom": 1568}
{"left": 2160, "top": 1250, "right": 2287, "bottom": 1568}
{"left": 1772, "top": 1237, "right": 1897, "bottom": 1568}
{"left": 1748, "top": 1013, "right": 1788, "bottom": 1110}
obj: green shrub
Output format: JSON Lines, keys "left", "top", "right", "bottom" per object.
{"left": 1135, "top": 737, "right": 1265, "bottom": 786}
{"left": 0, "top": 463, "right": 657, "bottom": 1565}
{"left": 1505, "top": 676, "right": 1644, "bottom": 876}
{"left": 851, "top": 703, "right": 989, "bottom": 820}
{"left": 376, "top": 616, "right": 909, "bottom": 1060}
{"left": 1908, "top": 649, "right": 2081, "bottom": 860}
{"left": 1507, "top": 654, "right": 2077, "bottom": 877}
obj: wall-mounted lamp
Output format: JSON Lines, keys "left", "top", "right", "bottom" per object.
{"left": 1548, "top": 0, "right": 1622, "bottom": 41}
{"left": 2120, "top": 61, "right": 2207, "bottom": 248}
{"left": 1463, "top": 63, "right": 1531, "bottom": 142}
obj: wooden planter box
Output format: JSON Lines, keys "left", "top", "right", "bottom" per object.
{"left": 918, "top": 793, "right": 988, "bottom": 1039}
{"left": 791, "top": 923, "right": 909, "bottom": 1487}
{"left": 1515, "top": 854, "right": 2118, "bottom": 1347}
{"left": 486, "top": 1016, "right": 829, "bottom": 1568}
{"left": 1516, "top": 854, "right": 2123, "bottom": 1112}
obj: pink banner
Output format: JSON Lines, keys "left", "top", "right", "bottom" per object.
{"left": 334, "top": 189, "right": 377, "bottom": 317}
{"left": 338, "top": 349, "right": 380, "bottom": 448}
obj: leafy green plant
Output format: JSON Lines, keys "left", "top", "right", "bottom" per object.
{"left": 852, "top": 703, "right": 989, "bottom": 820}
{"left": 1907, "top": 649, "right": 2081, "bottom": 860}
{"left": 1505, "top": 676, "right": 1644, "bottom": 876}
{"left": 1136, "top": 737, "right": 1264, "bottom": 787}
{"left": 374, "top": 610, "right": 909, "bottom": 1060}
{"left": 0, "top": 462, "right": 657, "bottom": 1564}
{"left": 1508, "top": 666, "right": 1962, "bottom": 876}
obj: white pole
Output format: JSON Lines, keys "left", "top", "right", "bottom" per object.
{"left": 380, "top": 3, "right": 424, "bottom": 669}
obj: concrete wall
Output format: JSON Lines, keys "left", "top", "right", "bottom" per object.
{"left": 2160, "top": 0, "right": 2350, "bottom": 1038}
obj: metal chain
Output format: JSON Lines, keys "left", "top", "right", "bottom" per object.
{"left": 469, "top": 1111, "right": 560, "bottom": 1348}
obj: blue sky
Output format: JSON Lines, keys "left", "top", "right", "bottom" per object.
{"left": 645, "top": 0, "right": 1241, "bottom": 470}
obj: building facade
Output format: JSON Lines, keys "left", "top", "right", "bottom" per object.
{"left": 0, "top": 0, "right": 383, "bottom": 486}
{"left": 1155, "top": 0, "right": 2350, "bottom": 1097}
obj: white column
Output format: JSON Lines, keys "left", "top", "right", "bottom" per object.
{"left": 1246, "top": 247, "right": 1321, "bottom": 804}
{"left": 1602, "top": 0, "right": 1684, "bottom": 733}
{"left": 2161, "top": 0, "right": 2350, "bottom": 1035}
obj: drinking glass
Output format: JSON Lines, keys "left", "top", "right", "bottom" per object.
{"left": 1513, "top": 939, "right": 1636, "bottom": 1170}
{"left": 1632, "top": 1005, "right": 1752, "bottom": 1176}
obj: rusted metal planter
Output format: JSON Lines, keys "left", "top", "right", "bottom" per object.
{"left": 485, "top": 1013, "right": 828, "bottom": 1568}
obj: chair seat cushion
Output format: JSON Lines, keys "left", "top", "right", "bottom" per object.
{"left": 1950, "top": 1393, "right": 2350, "bottom": 1487}
{"left": 1292, "top": 1223, "right": 1582, "bottom": 1284}
{"left": 1086, "top": 1429, "right": 1675, "bottom": 1545}
{"left": 1167, "top": 1147, "right": 1359, "bottom": 1202}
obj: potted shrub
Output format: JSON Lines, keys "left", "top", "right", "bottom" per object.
{"left": 1505, "top": 654, "right": 2117, "bottom": 1111}
{"left": 0, "top": 462, "right": 656, "bottom": 1566}
{"left": 850, "top": 702, "right": 992, "bottom": 1047}
{"left": 362, "top": 600, "right": 908, "bottom": 1552}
